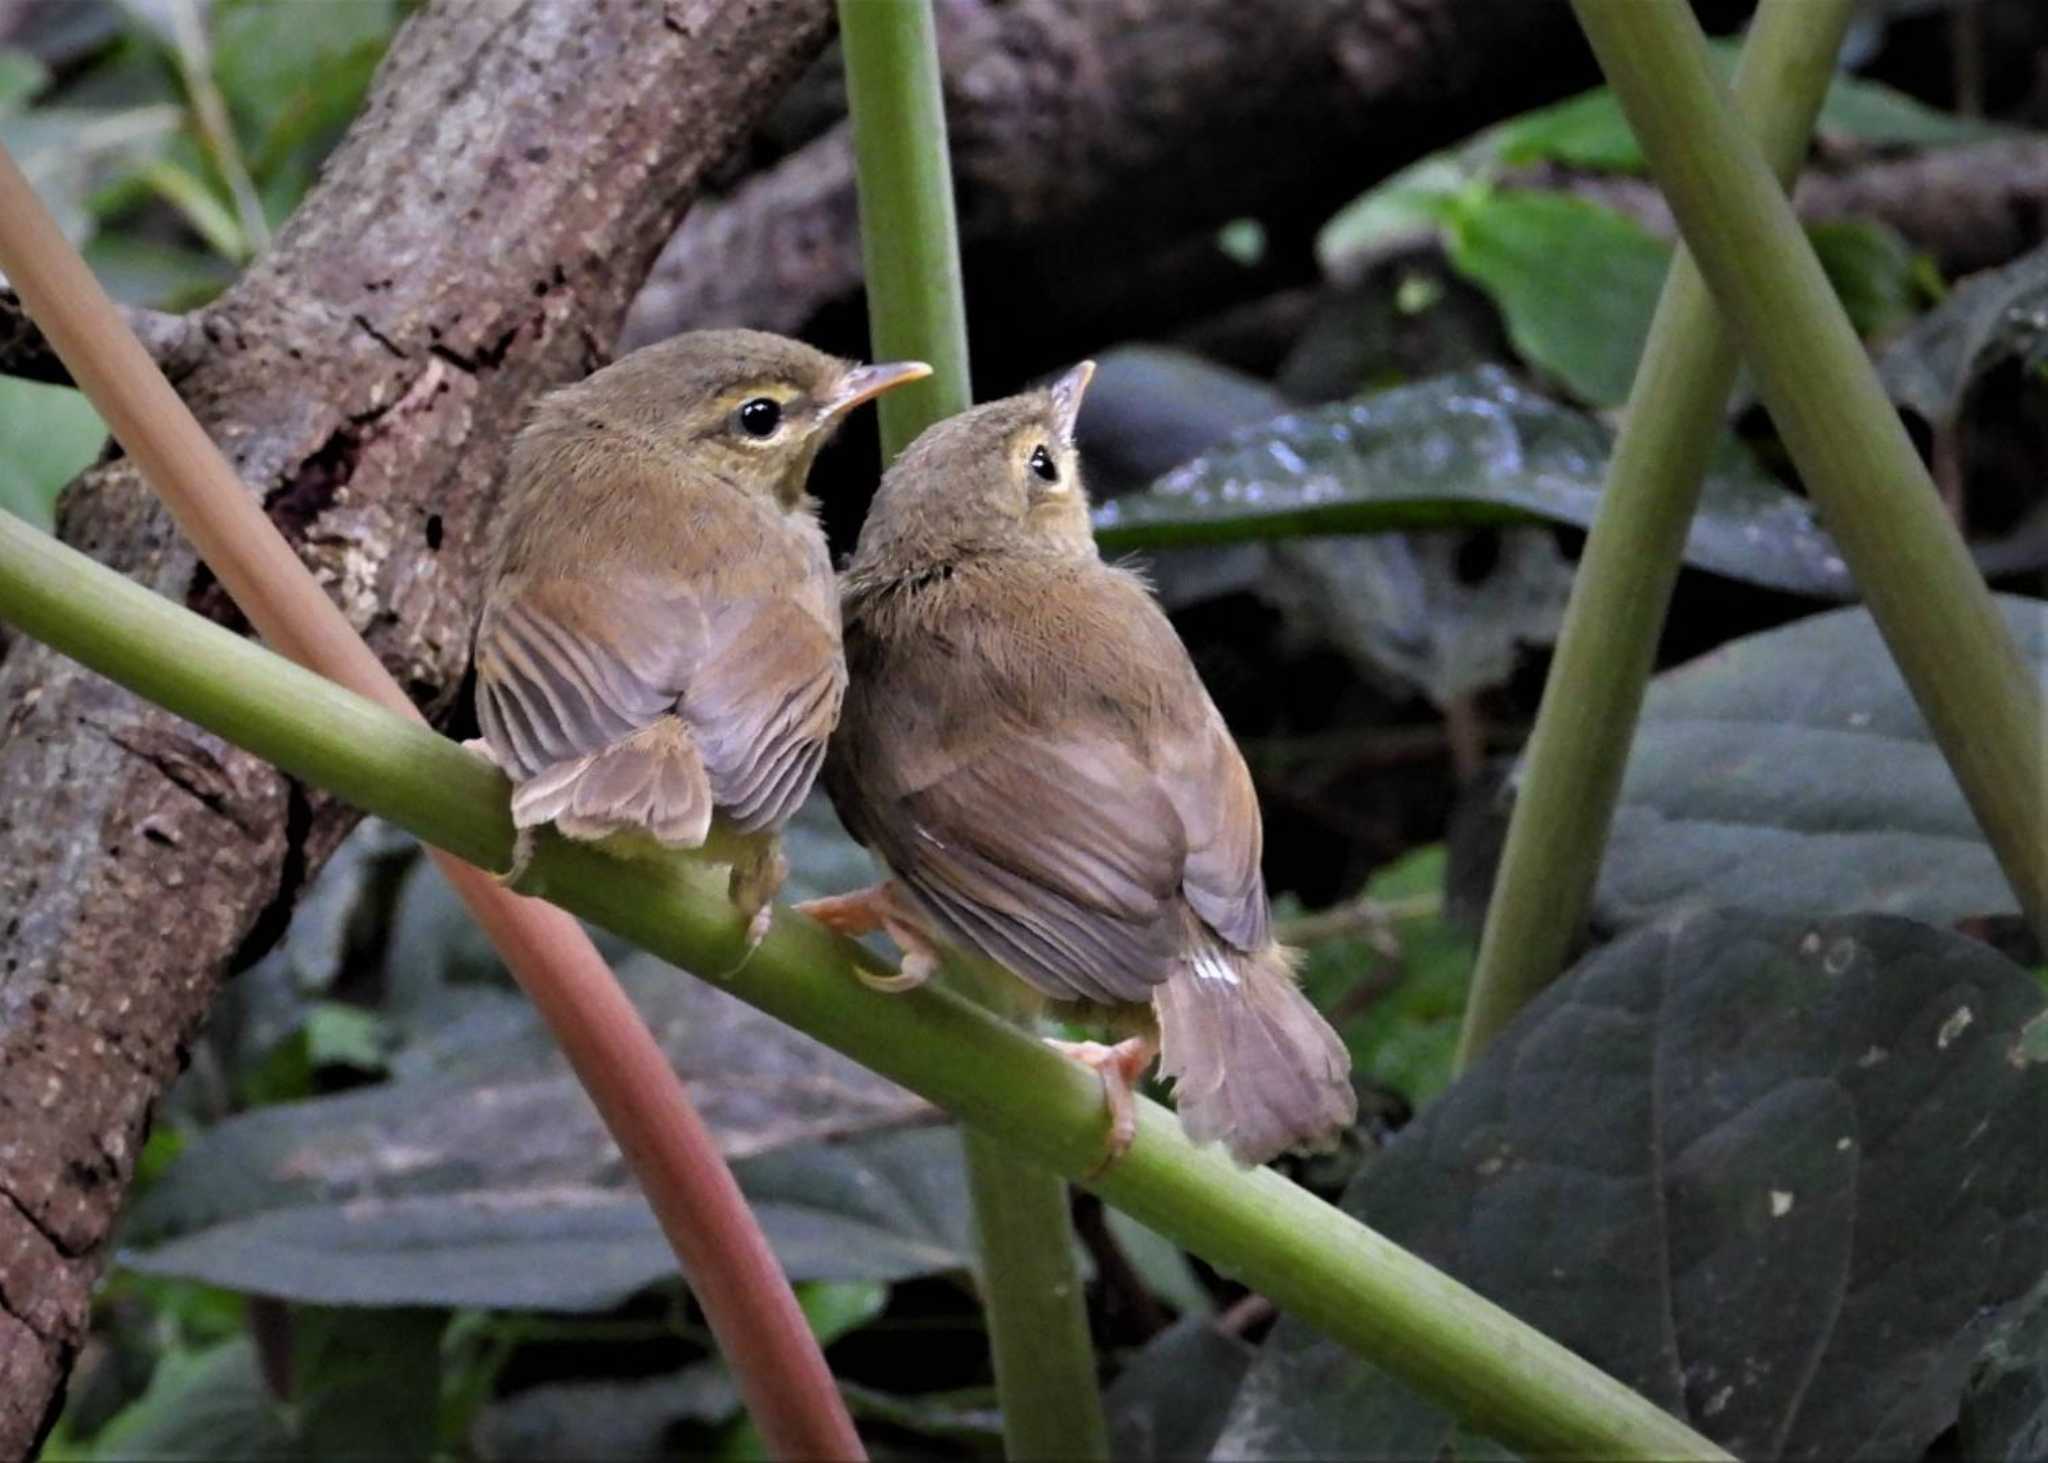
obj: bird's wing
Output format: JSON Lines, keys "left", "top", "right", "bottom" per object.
{"left": 1159, "top": 705, "right": 1270, "bottom": 953}
{"left": 829, "top": 565, "right": 1268, "bottom": 1005}
{"left": 883, "top": 731, "right": 1189, "bottom": 1006}
{"left": 475, "top": 574, "right": 696, "bottom": 781}
{"left": 681, "top": 579, "right": 846, "bottom": 834}
{"left": 477, "top": 559, "right": 843, "bottom": 836}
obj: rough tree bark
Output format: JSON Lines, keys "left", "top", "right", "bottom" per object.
{"left": 621, "top": 0, "right": 1644, "bottom": 372}
{"left": 618, "top": 3, "right": 2045, "bottom": 378}
{"left": 0, "top": 0, "right": 834, "bottom": 1451}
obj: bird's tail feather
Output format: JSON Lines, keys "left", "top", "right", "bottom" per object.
{"left": 511, "top": 716, "right": 713, "bottom": 849}
{"left": 1154, "top": 938, "right": 1356, "bottom": 1166}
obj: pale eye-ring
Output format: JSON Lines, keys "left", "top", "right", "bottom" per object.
{"left": 1028, "top": 445, "right": 1059, "bottom": 484}
{"left": 737, "top": 398, "right": 783, "bottom": 438}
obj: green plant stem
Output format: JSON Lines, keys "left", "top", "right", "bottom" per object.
{"left": 0, "top": 498, "right": 1728, "bottom": 1463}
{"left": 840, "top": 4, "right": 1107, "bottom": 1456}
{"left": 1572, "top": 0, "right": 2048, "bottom": 944}
{"left": 962, "top": 1133, "right": 1112, "bottom": 1461}
{"left": 841, "top": 0, "right": 971, "bottom": 462}
{"left": 1455, "top": 0, "right": 1858, "bottom": 1068}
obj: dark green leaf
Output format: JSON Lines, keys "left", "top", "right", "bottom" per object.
{"left": 1106, "top": 1316, "right": 1255, "bottom": 1462}
{"left": 1807, "top": 216, "right": 1922, "bottom": 339}
{"left": 292, "top": 1307, "right": 441, "bottom": 1461}
{"left": 80, "top": 233, "right": 237, "bottom": 309}
{"left": 1488, "top": 40, "right": 2001, "bottom": 175}
{"left": 122, "top": 952, "right": 943, "bottom": 1309}
{"left": 1094, "top": 367, "right": 1856, "bottom": 600}
{"left": 0, "top": 102, "right": 182, "bottom": 243}
{"left": 1259, "top": 524, "right": 1571, "bottom": 706}
{"left": 85, "top": 1339, "right": 294, "bottom": 1460}
{"left": 1219, "top": 909, "right": 2048, "bottom": 1459}
{"left": 1102, "top": 1208, "right": 1212, "bottom": 1317}
{"left": 1953, "top": 1275, "right": 2048, "bottom": 1462}
{"left": 1814, "top": 66, "right": 2009, "bottom": 150}
{"left": 1443, "top": 191, "right": 1669, "bottom": 406}
{"left": 472, "top": 1363, "right": 742, "bottom": 1461}
{"left": 0, "top": 378, "right": 106, "bottom": 530}
{"left": 839, "top": 1383, "right": 1004, "bottom": 1443}
{"left": 1490, "top": 84, "right": 1643, "bottom": 172}
{"left": 796, "top": 1279, "right": 889, "bottom": 1346}
{"left": 0, "top": 47, "right": 49, "bottom": 110}
{"left": 1300, "top": 846, "right": 1472, "bottom": 1107}
{"left": 724, "top": 1125, "right": 973, "bottom": 1285}
{"left": 1594, "top": 595, "right": 2046, "bottom": 929}
{"left": 123, "top": 1125, "right": 970, "bottom": 1310}
{"left": 1879, "top": 242, "right": 2048, "bottom": 427}
{"left": 209, "top": 0, "right": 395, "bottom": 165}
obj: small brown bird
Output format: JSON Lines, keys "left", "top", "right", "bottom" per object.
{"left": 801, "top": 364, "right": 1357, "bottom": 1166}
{"left": 471, "top": 328, "right": 930, "bottom": 941}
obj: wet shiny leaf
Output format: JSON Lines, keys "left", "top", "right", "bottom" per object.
{"left": 1095, "top": 367, "right": 1855, "bottom": 599}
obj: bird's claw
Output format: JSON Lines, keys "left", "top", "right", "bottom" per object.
{"left": 1047, "top": 1035, "right": 1157, "bottom": 1178}
{"left": 799, "top": 883, "right": 943, "bottom": 995}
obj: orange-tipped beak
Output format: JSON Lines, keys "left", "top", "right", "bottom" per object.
{"left": 822, "top": 359, "right": 933, "bottom": 419}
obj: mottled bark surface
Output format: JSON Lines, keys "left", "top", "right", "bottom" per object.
{"left": 0, "top": 0, "right": 832, "bottom": 1450}
{"left": 623, "top": 0, "right": 1645, "bottom": 373}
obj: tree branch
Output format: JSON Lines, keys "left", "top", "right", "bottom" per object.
{"left": 621, "top": 0, "right": 1636, "bottom": 369}
{"left": 0, "top": 287, "right": 197, "bottom": 384}
{"left": 1521, "top": 135, "right": 2048, "bottom": 277}
{"left": 0, "top": 0, "right": 835, "bottom": 1452}
{"left": 620, "top": 10, "right": 2047, "bottom": 377}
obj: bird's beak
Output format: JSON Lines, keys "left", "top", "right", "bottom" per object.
{"left": 821, "top": 359, "right": 933, "bottom": 420}
{"left": 1049, "top": 359, "right": 1096, "bottom": 444}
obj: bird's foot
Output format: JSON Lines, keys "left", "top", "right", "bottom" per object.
{"left": 795, "top": 882, "right": 941, "bottom": 993}
{"left": 1046, "top": 1034, "right": 1158, "bottom": 1178}
{"left": 463, "top": 738, "right": 536, "bottom": 886}
{"left": 706, "top": 836, "right": 789, "bottom": 980}
{"left": 727, "top": 836, "right": 789, "bottom": 952}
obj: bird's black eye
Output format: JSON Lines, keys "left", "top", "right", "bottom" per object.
{"left": 737, "top": 397, "right": 782, "bottom": 438}
{"left": 1028, "top": 445, "right": 1059, "bottom": 483}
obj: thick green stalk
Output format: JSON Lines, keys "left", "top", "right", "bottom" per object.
{"left": 1455, "top": 0, "right": 1857, "bottom": 1067}
{"left": 963, "top": 1135, "right": 1111, "bottom": 1461}
{"left": 0, "top": 512, "right": 1727, "bottom": 1462}
{"left": 1570, "top": 0, "right": 2047, "bottom": 940}
{"left": 840, "top": 3, "right": 1106, "bottom": 1457}
{"left": 840, "top": 0, "right": 971, "bottom": 461}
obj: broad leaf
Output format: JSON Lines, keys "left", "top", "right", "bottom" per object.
{"left": 472, "top": 1364, "right": 741, "bottom": 1461}
{"left": 1094, "top": 367, "right": 1856, "bottom": 600}
{"left": 84, "top": 1339, "right": 294, "bottom": 1460}
{"left": 1218, "top": 909, "right": 2048, "bottom": 1459}
{"left": 1260, "top": 526, "right": 1570, "bottom": 706}
{"left": 1105, "top": 1317, "right": 1255, "bottom": 1462}
{"left": 1806, "top": 216, "right": 1922, "bottom": 339}
{"left": 1880, "top": 242, "right": 2048, "bottom": 427}
{"left": 1442, "top": 190, "right": 1670, "bottom": 406}
{"left": 122, "top": 1123, "right": 968, "bottom": 1310}
{"left": 0, "top": 378, "right": 106, "bottom": 530}
{"left": 1298, "top": 845, "right": 1473, "bottom": 1107}
{"left": 1953, "top": 1275, "right": 2048, "bottom": 1461}
{"left": 1486, "top": 40, "right": 2002, "bottom": 175}
{"left": 1595, "top": 595, "right": 2046, "bottom": 929}
{"left": 122, "top": 951, "right": 946, "bottom": 1310}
